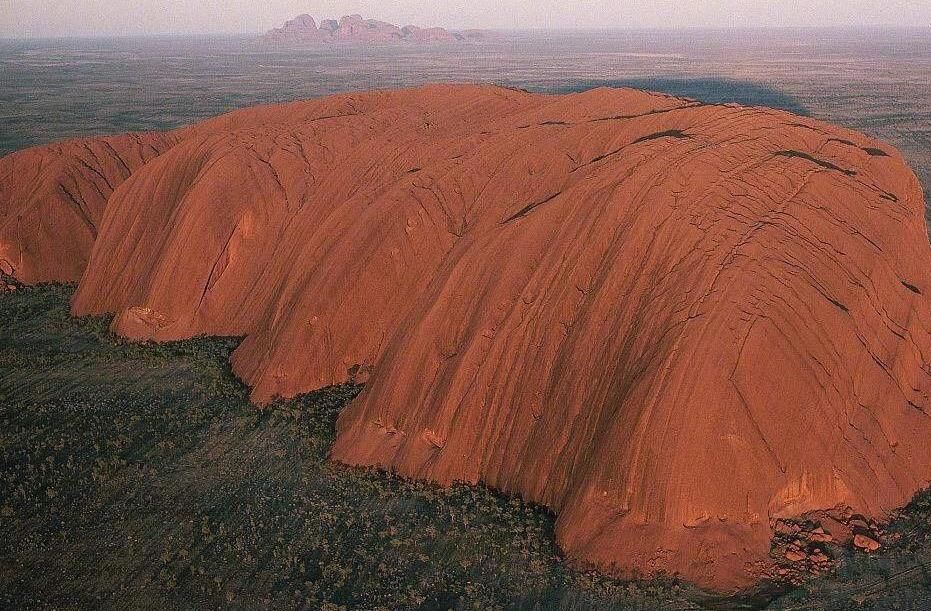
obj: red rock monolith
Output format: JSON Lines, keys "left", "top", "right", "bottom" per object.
{"left": 2, "top": 84, "right": 929, "bottom": 591}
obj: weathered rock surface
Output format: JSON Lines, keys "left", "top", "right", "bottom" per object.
{"left": 0, "top": 132, "right": 180, "bottom": 282}
{"left": 261, "top": 14, "right": 466, "bottom": 44}
{"left": 2, "top": 84, "right": 930, "bottom": 591}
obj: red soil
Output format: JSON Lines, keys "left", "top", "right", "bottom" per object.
{"left": 2, "top": 84, "right": 929, "bottom": 591}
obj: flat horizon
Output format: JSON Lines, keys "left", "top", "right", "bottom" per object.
{"left": 2, "top": 24, "right": 929, "bottom": 42}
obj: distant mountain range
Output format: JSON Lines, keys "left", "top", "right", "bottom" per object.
{"left": 260, "top": 14, "right": 488, "bottom": 44}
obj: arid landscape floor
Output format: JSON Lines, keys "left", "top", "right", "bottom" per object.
{"left": 1, "top": 284, "right": 931, "bottom": 609}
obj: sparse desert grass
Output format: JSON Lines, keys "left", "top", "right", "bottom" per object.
{"left": 2, "top": 284, "right": 931, "bottom": 610}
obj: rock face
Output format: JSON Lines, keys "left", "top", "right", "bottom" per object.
{"left": 268, "top": 14, "right": 326, "bottom": 42}
{"left": 261, "top": 14, "right": 465, "bottom": 44}
{"left": 0, "top": 132, "right": 180, "bottom": 282}
{"left": 3, "top": 84, "right": 930, "bottom": 591}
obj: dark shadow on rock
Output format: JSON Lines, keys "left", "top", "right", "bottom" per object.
{"left": 550, "top": 78, "right": 810, "bottom": 117}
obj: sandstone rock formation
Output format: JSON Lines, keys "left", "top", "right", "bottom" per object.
{"left": 2, "top": 84, "right": 929, "bottom": 591}
{"left": 0, "top": 132, "right": 180, "bottom": 283}
{"left": 261, "top": 14, "right": 466, "bottom": 44}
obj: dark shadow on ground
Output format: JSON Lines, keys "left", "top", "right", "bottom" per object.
{"left": 550, "top": 77, "right": 811, "bottom": 117}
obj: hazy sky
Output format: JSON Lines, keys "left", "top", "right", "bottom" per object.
{"left": 3, "top": 1, "right": 931, "bottom": 38}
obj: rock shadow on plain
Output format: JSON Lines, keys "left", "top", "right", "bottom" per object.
{"left": 551, "top": 77, "right": 810, "bottom": 117}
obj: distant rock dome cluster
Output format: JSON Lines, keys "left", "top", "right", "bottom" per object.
{"left": 260, "top": 14, "right": 484, "bottom": 44}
